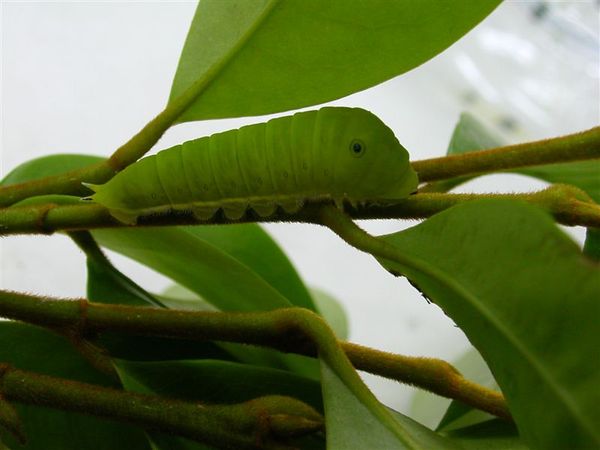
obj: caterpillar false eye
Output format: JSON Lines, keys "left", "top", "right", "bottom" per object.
{"left": 350, "top": 139, "right": 366, "bottom": 157}
{"left": 86, "top": 107, "right": 417, "bottom": 224}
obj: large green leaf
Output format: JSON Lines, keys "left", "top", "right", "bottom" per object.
{"left": 377, "top": 200, "right": 600, "bottom": 449}
{"left": 181, "top": 224, "right": 316, "bottom": 311}
{"left": 170, "top": 0, "right": 501, "bottom": 121}
{"left": 0, "top": 322, "right": 150, "bottom": 450}
{"left": 92, "top": 227, "right": 292, "bottom": 312}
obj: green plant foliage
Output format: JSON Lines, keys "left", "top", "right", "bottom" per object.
{"left": 178, "top": 225, "right": 316, "bottom": 311}
{"left": 0, "top": 322, "right": 150, "bottom": 450}
{"left": 170, "top": 0, "right": 501, "bottom": 121}
{"left": 84, "top": 240, "right": 314, "bottom": 375}
{"left": 319, "top": 362, "right": 456, "bottom": 449}
{"left": 441, "top": 113, "right": 600, "bottom": 263}
{"left": 309, "top": 288, "right": 348, "bottom": 340}
{"left": 116, "top": 359, "right": 324, "bottom": 450}
{"left": 442, "top": 419, "right": 528, "bottom": 450}
{"left": 0, "top": 155, "right": 105, "bottom": 186}
{"left": 92, "top": 227, "right": 293, "bottom": 312}
{"left": 85, "top": 243, "right": 165, "bottom": 308}
{"left": 377, "top": 200, "right": 600, "bottom": 449}
{"left": 115, "top": 359, "right": 322, "bottom": 411}
{"left": 91, "top": 226, "right": 324, "bottom": 376}
{"left": 85, "top": 250, "right": 233, "bottom": 363}
{"left": 584, "top": 228, "right": 600, "bottom": 261}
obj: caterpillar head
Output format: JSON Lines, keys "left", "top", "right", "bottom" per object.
{"left": 328, "top": 107, "right": 418, "bottom": 200}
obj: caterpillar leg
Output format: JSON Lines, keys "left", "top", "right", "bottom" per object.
{"left": 192, "top": 206, "right": 218, "bottom": 221}
{"left": 251, "top": 202, "right": 276, "bottom": 217}
{"left": 279, "top": 199, "right": 304, "bottom": 214}
{"left": 222, "top": 204, "right": 247, "bottom": 221}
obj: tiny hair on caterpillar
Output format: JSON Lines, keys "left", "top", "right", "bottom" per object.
{"left": 84, "top": 107, "right": 418, "bottom": 224}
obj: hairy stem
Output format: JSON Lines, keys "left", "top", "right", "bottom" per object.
{"left": 412, "top": 126, "right": 600, "bottom": 182}
{"left": 0, "top": 363, "right": 320, "bottom": 449}
{"left": 1, "top": 185, "right": 598, "bottom": 236}
{"left": 0, "top": 290, "right": 510, "bottom": 421}
{"left": 342, "top": 343, "right": 508, "bottom": 420}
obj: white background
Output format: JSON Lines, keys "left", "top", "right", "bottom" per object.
{"left": 2, "top": 1, "right": 599, "bottom": 417}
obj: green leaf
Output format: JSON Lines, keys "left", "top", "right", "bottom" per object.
{"left": 91, "top": 229, "right": 319, "bottom": 376}
{"left": 1, "top": 154, "right": 105, "bottom": 186}
{"left": 377, "top": 200, "right": 600, "bottom": 449}
{"left": 115, "top": 359, "right": 322, "bottom": 410}
{"left": 0, "top": 322, "right": 150, "bottom": 450}
{"left": 442, "top": 419, "right": 529, "bottom": 450}
{"left": 116, "top": 359, "right": 324, "bottom": 450}
{"left": 86, "top": 250, "right": 164, "bottom": 308}
{"left": 170, "top": 0, "right": 501, "bottom": 121}
{"left": 159, "top": 284, "right": 215, "bottom": 311}
{"left": 518, "top": 161, "right": 600, "bottom": 203}
{"left": 320, "top": 361, "right": 457, "bottom": 449}
{"left": 182, "top": 224, "right": 316, "bottom": 311}
{"left": 92, "top": 227, "right": 292, "bottom": 312}
{"left": 310, "top": 288, "right": 348, "bottom": 340}
{"left": 584, "top": 228, "right": 600, "bottom": 261}
{"left": 85, "top": 247, "right": 232, "bottom": 363}
{"left": 11, "top": 195, "right": 82, "bottom": 208}
{"left": 146, "top": 433, "right": 213, "bottom": 450}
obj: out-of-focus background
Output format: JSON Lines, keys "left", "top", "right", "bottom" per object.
{"left": 2, "top": 1, "right": 599, "bottom": 418}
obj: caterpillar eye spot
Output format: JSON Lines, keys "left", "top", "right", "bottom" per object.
{"left": 350, "top": 139, "right": 366, "bottom": 158}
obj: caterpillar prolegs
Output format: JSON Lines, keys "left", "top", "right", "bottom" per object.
{"left": 86, "top": 107, "right": 418, "bottom": 224}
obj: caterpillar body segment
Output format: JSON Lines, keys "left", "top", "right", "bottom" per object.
{"left": 86, "top": 107, "right": 418, "bottom": 224}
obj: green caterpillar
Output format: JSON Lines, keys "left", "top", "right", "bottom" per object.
{"left": 86, "top": 107, "right": 418, "bottom": 224}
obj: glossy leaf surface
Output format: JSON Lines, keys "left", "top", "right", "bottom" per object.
{"left": 378, "top": 200, "right": 600, "bottom": 449}
{"left": 170, "top": 0, "right": 501, "bottom": 121}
